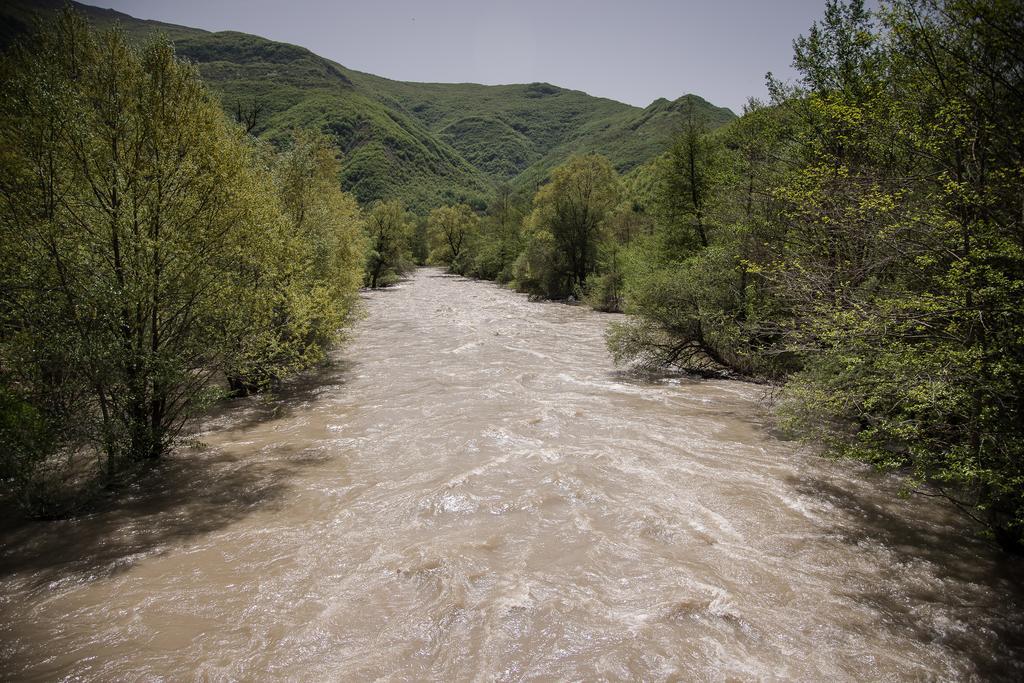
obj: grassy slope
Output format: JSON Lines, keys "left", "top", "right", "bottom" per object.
{"left": 3, "top": 0, "right": 736, "bottom": 210}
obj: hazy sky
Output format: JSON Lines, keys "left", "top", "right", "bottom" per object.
{"left": 89, "top": 0, "right": 829, "bottom": 113}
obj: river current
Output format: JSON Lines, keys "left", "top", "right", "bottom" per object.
{"left": 1, "top": 268, "right": 1021, "bottom": 680}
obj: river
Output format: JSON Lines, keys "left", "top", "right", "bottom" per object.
{"left": 1, "top": 268, "right": 1022, "bottom": 680}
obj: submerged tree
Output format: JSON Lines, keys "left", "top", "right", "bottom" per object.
{"left": 410, "top": 215, "right": 430, "bottom": 266}
{"left": 226, "top": 131, "right": 366, "bottom": 394}
{"left": 427, "top": 203, "right": 479, "bottom": 272}
{"left": 609, "top": 0, "right": 1024, "bottom": 551}
{"left": 462, "top": 184, "right": 526, "bottom": 282}
{"left": 0, "top": 10, "right": 366, "bottom": 513}
{"left": 785, "top": 0, "right": 1024, "bottom": 552}
{"left": 364, "top": 200, "right": 412, "bottom": 289}
{"left": 515, "top": 155, "right": 620, "bottom": 298}
{"left": 607, "top": 113, "right": 754, "bottom": 371}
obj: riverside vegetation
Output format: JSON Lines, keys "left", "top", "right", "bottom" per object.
{"left": 1, "top": 0, "right": 1022, "bottom": 557}
{"left": 0, "top": 11, "right": 376, "bottom": 512}
{"left": 425, "top": 0, "right": 1024, "bottom": 553}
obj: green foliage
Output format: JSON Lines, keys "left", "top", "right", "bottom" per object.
{"left": 609, "top": 0, "right": 1024, "bottom": 552}
{"left": 427, "top": 184, "right": 526, "bottom": 283}
{"left": 506, "top": 93, "right": 736, "bottom": 195}
{"left": 609, "top": 240, "right": 754, "bottom": 372}
{"left": 606, "top": 102, "right": 783, "bottom": 372}
{"left": 583, "top": 241, "right": 627, "bottom": 312}
{"left": 778, "top": 0, "right": 1024, "bottom": 552}
{"left": 427, "top": 204, "right": 480, "bottom": 271}
{"left": 0, "top": 10, "right": 364, "bottom": 514}
{"left": 516, "top": 155, "right": 622, "bottom": 298}
{"left": 512, "top": 230, "right": 564, "bottom": 299}
{"left": 438, "top": 115, "right": 535, "bottom": 178}
{"left": 364, "top": 200, "right": 413, "bottom": 288}
{"left": 0, "top": 11, "right": 263, "bottom": 504}
{"left": 410, "top": 215, "right": 430, "bottom": 265}
{"left": 467, "top": 236, "right": 512, "bottom": 282}
{"left": 653, "top": 106, "right": 722, "bottom": 254}
{"left": 225, "top": 131, "right": 366, "bottom": 395}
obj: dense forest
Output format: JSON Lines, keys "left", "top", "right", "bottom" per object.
{"left": 1, "top": 0, "right": 1022, "bottom": 557}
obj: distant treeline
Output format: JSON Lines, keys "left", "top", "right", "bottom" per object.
{"left": 423, "top": 0, "right": 1024, "bottom": 552}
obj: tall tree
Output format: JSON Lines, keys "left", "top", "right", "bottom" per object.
{"left": 775, "top": 0, "right": 1024, "bottom": 551}
{"left": 364, "top": 200, "right": 412, "bottom": 289}
{"left": 517, "top": 155, "right": 620, "bottom": 297}
{"left": 427, "top": 203, "right": 479, "bottom": 271}
{"left": 608, "top": 0, "right": 1024, "bottom": 550}
{"left": 227, "top": 131, "right": 366, "bottom": 394}
{"left": 0, "top": 11, "right": 285, "bottom": 507}
{"left": 655, "top": 105, "right": 721, "bottom": 255}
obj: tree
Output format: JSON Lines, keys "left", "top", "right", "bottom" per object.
{"left": 654, "top": 105, "right": 721, "bottom": 255}
{"left": 607, "top": 110, "right": 764, "bottom": 372}
{"left": 583, "top": 203, "right": 649, "bottom": 313}
{"left": 364, "top": 200, "right": 412, "bottom": 288}
{"left": 226, "top": 131, "right": 366, "bottom": 394}
{"left": 427, "top": 203, "right": 479, "bottom": 272}
{"left": 465, "top": 184, "right": 526, "bottom": 282}
{"left": 410, "top": 215, "right": 429, "bottom": 266}
{"left": 517, "top": 155, "right": 620, "bottom": 298}
{"left": 583, "top": 239, "right": 626, "bottom": 312}
{"left": 606, "top": 0, "right": 1024, "bottom": 550}
{"left": 488, "top": 182, "right": 523, "bottom": 242}
{"left": 233, "top": 97, "right": 265, "bottom": 135}
{"left": 0, "top": 11, "right": 285, "bottom": 509}
{"left": 773, "top": 0, "right": 1024, "bottom": 551}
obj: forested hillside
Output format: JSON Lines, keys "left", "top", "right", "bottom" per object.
{"left": 0, "top": 0, "right": 735, "bottom": 210}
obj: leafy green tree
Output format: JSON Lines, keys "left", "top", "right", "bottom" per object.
{"left": 516, "top": 155, "right": 621, "bottom": 298}
{"left": 512, "top": 230, "right": 563, "bottom": 299}
{"left": 583, "top": 240, "right": 626, "bottom": 312}
{"left": 607, "top": 0, "right": 1024, "bottom": 551}
{"left": 608, "top": 118, "right": 757, "bottom": 370}
{"left": 465, "top": 184, "right": 526, "bottom": 282}
{"left": 227, "top": 131, "right": 365, "bottom": 394}
{"left": 0, "top": 11, "right": 286, "bottom": 508}
{"left": 364, "top": 200, "right": 412, "bottom": 288}
{"left": 582, "top": 203, "right": 649, "bottom": 312}
{"left": 488, "top": 183, "right": 525, "bottom": 243}
{"left": 410, "top": 215, "right": 430, "bottom": 266}
{"left": 427, "top": 203, "right": 480, "bottom": 273}
{"left": 654, "top": 106, "right": 722, "bottom": 254}
{"left": 704, "top": 0, "right": 1023, "bottom": 550}
{"left": 608, "top": 244, "right": 751, "bottom": 372}
{"left": 775, "top": 0, "right": 1024, "bottom": 551}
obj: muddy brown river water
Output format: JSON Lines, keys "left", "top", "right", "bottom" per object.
{"left": 1, "top": 268, "right": 1022, "bottom": 681}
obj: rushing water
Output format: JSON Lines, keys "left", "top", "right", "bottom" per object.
{"left": 1, "top": 268, "right": 1022, "bottom": 681}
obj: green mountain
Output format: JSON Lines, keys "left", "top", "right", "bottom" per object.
{"left": 2, "top": 0, "right": 736, "bottom": 210}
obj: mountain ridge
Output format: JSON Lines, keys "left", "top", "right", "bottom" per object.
{"left": 1, "top": 0, "right": 737, "bottom": 209}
